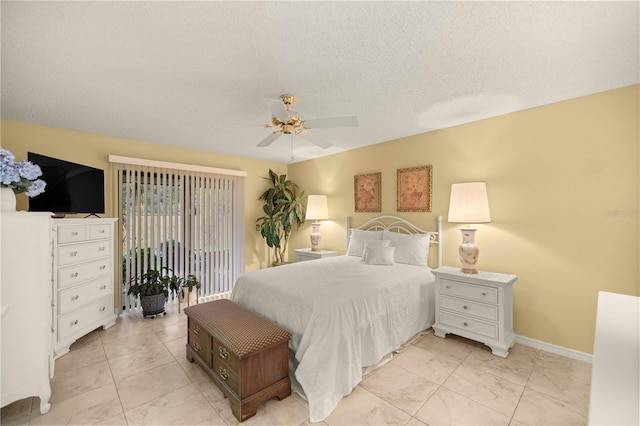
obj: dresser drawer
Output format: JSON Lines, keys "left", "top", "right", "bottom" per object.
{"left": 439, "top": 311, "right": 498, "bottom": 339}
{"left": 89, "top": 224, "right": 111, "bottom": 240}
{"left": 212, "top": 335, "right": 241, "bottom": 395}
{"left": 440, "top": 279, "right": 498, "bottom": 304}
{"left": 440, "top": 295, "right": 498, "bottom": 321}
{"left": 57, "top": 240, "right": 111, "bottom": 267}
{"left": 188, "top": 319, "right": 212, "bottom": 368}
{"left": 57, "top": 226, "right": 88, "bottom": 243}
{"left": 57, "top": 257, "right": 112, "bottom": 289}
{"left": 57, "top": 295, "right": 113, "bottom": 340}
{"left": 58, "top": 276, "right": 112, "bottom": 315}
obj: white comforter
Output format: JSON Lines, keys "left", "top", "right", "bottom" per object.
{"left": 231, "top": 256, "right": 435, "bottom": 422}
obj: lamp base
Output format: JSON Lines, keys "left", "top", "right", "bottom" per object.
{"left": 310, "top": 222, "right": 322, "bottom": 252}
{"left": 458, "top": 228, "right": 479, "bottom": 274}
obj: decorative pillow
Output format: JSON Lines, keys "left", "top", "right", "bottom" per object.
{"left": 382, "top": 230, "right": 430, "bottom": 266}
{"left": 346, "top": 229, "right": 383, "bottom": 257}
{"left": 363, "top": 246, "right": 396, "bottom": 265}
{"left": 361, "top": 239, "right": 391, "bottom": 262}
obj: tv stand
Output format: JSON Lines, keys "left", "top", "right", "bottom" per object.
{"left": 84, "top": 213, "right": 101, "bottom": 219}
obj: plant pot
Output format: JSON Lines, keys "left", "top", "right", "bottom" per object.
{"left": 140, "top": 293, "right": 166, "bottom": 317}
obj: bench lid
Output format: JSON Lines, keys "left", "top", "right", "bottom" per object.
{"left": 185, "top": 299, "right": 291, "bottom": 358}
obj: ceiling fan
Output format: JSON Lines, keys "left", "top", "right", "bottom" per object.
{"left": 257, "top": 94, "right": 358, "bottom": 149}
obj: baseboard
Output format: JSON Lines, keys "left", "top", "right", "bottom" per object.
{"left": 515, "top": 334, "right": 593, "bottom": 364}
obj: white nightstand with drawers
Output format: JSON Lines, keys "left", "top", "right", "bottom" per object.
{"left": 294, "top": 248, "right": 337, "bottom": 262}
{"left": 432, "top": 266, "right": 517, "bottom": 358}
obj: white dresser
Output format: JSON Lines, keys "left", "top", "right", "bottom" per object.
{"left": 1, "top": 212, "right": 53, "bottom": 414}
{"left": 52, "top": 218, "right": 117, "bottom": 360}
{"left": 294, "top": 248, "right": 338, "bottom": 262}
{"left": 432, "top": 266, "right": 517, "bottom": 358}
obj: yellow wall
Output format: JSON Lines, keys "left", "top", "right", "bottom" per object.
{"left": 288, "top": 85, "right": 639, "bottom": 354}
{"left": 2, "top": 85, "right": 638, "bottom": 353}
{"left": 0, "top": 119, "right": 285, "bottom": 272}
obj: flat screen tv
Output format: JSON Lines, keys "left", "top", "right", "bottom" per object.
{"left": 28, "top": 152, "right": 105, "bottom": 216}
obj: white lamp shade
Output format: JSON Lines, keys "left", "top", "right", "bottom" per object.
{"left": 306, "top": 195, "right": 329, "bottom": 221}
{"left": 448, "top": 182, "right": 491, "bottom": 223}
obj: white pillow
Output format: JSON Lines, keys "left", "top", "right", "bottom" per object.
{"left": 382, "top": 230, "right": 430, "bottom": 266}
{"left": 364, "top": 246, "right": 396, "bottom": 265}
{"left": 361, "top": 239, "right": 391, "bottom": 262}
{"left": 347, "top": 229, "right": 383, "bottom": 257}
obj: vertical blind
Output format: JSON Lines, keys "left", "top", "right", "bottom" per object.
{"left": 110, "top": 156, "right": 245, "bottom": 311}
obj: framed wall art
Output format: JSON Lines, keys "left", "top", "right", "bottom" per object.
{"left": 354, "top": 172, "right": 381, "bottom": 212}
{"left": 396, "top": 165, "right": 432, "bottom": 212}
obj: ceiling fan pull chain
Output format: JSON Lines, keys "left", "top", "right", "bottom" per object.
{"left": 290, "top": 133, "right": 294, "bottom": 162}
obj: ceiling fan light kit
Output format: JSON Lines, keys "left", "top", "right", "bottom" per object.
{"left": 257, "top": 94, "right": 358, "bottom": 150}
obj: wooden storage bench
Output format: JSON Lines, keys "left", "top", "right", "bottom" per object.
{"left": 184, "top": 299, "right": 291, "bottom": 422}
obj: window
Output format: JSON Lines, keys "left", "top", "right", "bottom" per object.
{"left": 110, "top": 156, "right": 245, "bottom": 311}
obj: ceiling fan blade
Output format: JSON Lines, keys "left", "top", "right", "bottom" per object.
{"left": 304, "top": 116, "right": 358, "bottom": 129}
{"left": 300, "top": 132, "right": 333, "bottom": 149}
{"left": 264, "top": 98, "right": 289, "bottom": 121}
{"left": 257, "top": 132, "right": 283, "bottom": 147}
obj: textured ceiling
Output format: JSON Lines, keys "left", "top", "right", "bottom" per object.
{"left": 2, "top": 1, "right": 639, "bottom": 164}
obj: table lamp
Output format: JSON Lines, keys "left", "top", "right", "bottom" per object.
{"left": 305, "top": 195, "right": 329, "bottom": 252}
{"left": 448, "top": 182, "right": 491, "bottom": 274}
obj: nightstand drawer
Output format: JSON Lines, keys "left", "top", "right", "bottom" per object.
{"left": 440, "top": 279, "right": 498, "bottom": 304}
{"left": 439, "top": 311, "right": 498, "bottom": 339}
{"left": 440, "top": 295, "right": 498, "bottom": 321}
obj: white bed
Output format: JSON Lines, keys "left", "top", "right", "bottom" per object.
{"left": 231, "top": 215, "right": 442, "bottom": 422}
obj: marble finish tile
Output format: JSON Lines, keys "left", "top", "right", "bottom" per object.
{"left": 391, "top": 346, "right": 461, "bottom": 384}
{"left": 215, "top": 393, "right": 308, "bottom": 426}
{"left": 108, "top": 343, "right": 176, "bottom": 383}
{"left": 360, "top": 363, "right": 439, "bottom": 415}
{"left": 462, "top": 344, "right": 539, "bottom": 386}
{"left": 124, "top": 383, "right": 224, "bottom": 425}
{"left": 405, "top": 416, "right": 428, "bottom": 426}
{"left": 324, "top": 386, "right": 411, "bottom": 426}
{"left": 54, "top": 334, "right": 108, "bottom": 374}
{"left": 527, "top": 351, "right": 592, "bottom": 409}
{"left": 415, "top": 387, "right": 511, "bottom": 425}
{"left": 50, "top": 360, "right": 114, "bottom": 403}
{"left": 164, "top": 335, "right": 188, "bottom": 359}
{"left": 442, "top": 364, "right": 524, "bottom": 417}
{"left": 512, "top": 387, "right": 588, "bottom": 425}
{"left": 413, "top": 332, "right": 476, "bottom": 362}
{"left": 95, "top": 412, "right": 128, "bottom": 425}
{"left": 116, "top": 362, "right": 193, "bottom": 411}
{"left": 153, "top": 321, "right": 188, "bottom": 344}
{"left": 28, "top": 383, "right": 123, "bottom": 426}
{"left": 0, "top": 397, "right": 32, "bottom": 425}
{"left": 101, "top": 329, "right": 166, "bottom": 360}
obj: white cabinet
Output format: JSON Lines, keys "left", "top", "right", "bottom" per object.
{"left": 1, "top": 212, "right": 53, "bottom": 414}
{"left": 432, "top": 266, "right": 517, "bottom": 358}
{"left": 294, "top": 249, "right": 338, "bottom": 262}
{"left": 52, "top": 218, "right": 117, "bottom": 360}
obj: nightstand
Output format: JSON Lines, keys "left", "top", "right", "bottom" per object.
{"left": 294, "top": 248, "right": 338, "bottom": 262}
{"left": 432, "top": 266, "right": 517, "bottom": 358}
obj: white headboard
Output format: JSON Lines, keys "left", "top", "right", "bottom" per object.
{"left": 346, "top": 215, "right": 443, "bottom": 268}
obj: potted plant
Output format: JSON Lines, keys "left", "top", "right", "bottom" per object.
{"left": 127, "top": 267, "right": 173, "bottom": 318}
{"left": 176, "top": 273, "right": 201, "bottom": 306}
{"left": 256, "top": 169, "right": 306, "bottom": 266}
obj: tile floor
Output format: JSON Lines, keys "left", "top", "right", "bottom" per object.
{"left": 1, "top": 301, "right": 592, "bottom": 425}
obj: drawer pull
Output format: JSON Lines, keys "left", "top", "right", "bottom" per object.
{"left": 193, "top": 325, "right": 200, "bottom": 335}
{"left": 219, "top": 367, "right": 229, "bottom": 381}
{"left": 445, "top": 285, "right": 451, "bottom": 289}
{"left": 99, "top": 247, "right": 105, "bottom": 252}
{"left": 99, "top": 265, "right": 106, "bottom": 270}
{"left": 100, "top": 306, "right": 106, "bottom": 312}
{"left": 71, "top": 232, "right": 78, "bottom": 236}
{"left": 193, "top": 342, "right": 201, "bottom": 352}
{"left": 100, "top": 285, "right": 107, "bottom": 290}
{"left": 71, "top": 319, "right": 79, "bottom": 326}
{"left": 70, "top": 251, "right": 78, "bottom": 257}
{"left": 481, "top": 292, "right": 487, "bottom": 296}
{"left": 463, "top": 322, "right": 469, "bottom": 327}
{"left": 71, "top": 272, "right": 79, "bottom": 278}
{"left": 71, "top": 295, "right": 80, "bottom": 301}
{"left": 99, "top": 230, "right": 105, "bottom": 234}
{"left": 219, "top": 346, "right": 229, "bottom": 360}
{"left": 463, "top": 305, "right": 468, "bottom": 310}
